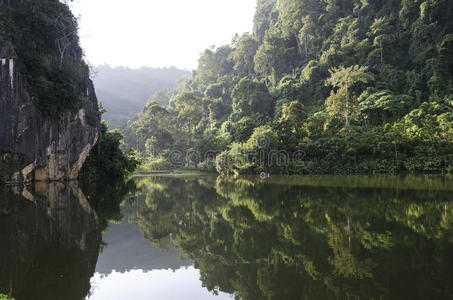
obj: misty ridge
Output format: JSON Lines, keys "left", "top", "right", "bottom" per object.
{"left": 93, "top": 65, "right": 190, "bottom": 120}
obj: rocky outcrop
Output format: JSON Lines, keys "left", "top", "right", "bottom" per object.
{"left": 0, "top": 45, "right": 100, "bottom": 183}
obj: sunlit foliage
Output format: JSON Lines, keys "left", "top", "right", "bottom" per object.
{"left": 124, "top": 0, "right": 453, "bottom": 174}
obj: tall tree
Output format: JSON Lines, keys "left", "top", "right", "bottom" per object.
{"left": 253, "top": 0, "right": 277, "bottom": 43}
{"left": 231, "top": 77, "right": 273, "bottom": 120}
{"left": 369, "top": 17, "right": 396, "bottom": 64}
{"left": 254, "top": 30, "right": 297, "bottom": 86}
{"left": 279, "top": 100, "right": 307, "bottom": 141}
{"left": 174, "top": 92, "right": 203, "bottom": 147}
{"left": 230, "top": 33, "right": 259, "bottom": 77}
{"left": 325, "top": 65, "right": 374, "bottom": 128}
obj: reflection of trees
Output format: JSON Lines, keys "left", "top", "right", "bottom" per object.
{"left": 82, "top": 177, "right": 137, "bottom": 233}
{"left": 131, "top": 176, "right": 453, "bottom": 300}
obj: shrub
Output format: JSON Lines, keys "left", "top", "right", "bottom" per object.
{"left": 140, "top": 157, "right": 171, "bottom": 171}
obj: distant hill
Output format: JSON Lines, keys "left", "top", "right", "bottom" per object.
{"left": 93, "top": 65, "right": 191, "bottom": 120}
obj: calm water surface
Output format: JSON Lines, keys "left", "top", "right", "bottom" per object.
{"left": 1, "top": 175, "right": 453, "bottom": 299}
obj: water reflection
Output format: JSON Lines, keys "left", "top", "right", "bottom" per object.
{"left": 129, "top": 175, "right": 453, "bottom": 300}
{"left": 1, "top": 175, "right": 453, "bottom": 300}
{"left": 88, "top": 223, "right": 231, "bottom": 300}
{"left": 88, "top": 267, "right": 232, "bottom": 300}
{"left": 0, "top": 182, "right": 100, "bottom": 300}
{"left": 94, "top": 223, "right": 188, "bottom": 274}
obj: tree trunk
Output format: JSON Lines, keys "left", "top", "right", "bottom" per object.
{"left": 294, "top": 32, "right": 302, "bottom": 57}
{"left": 347, "top": 215, "right": 351, "bottom": 251}
{"left": 394, "top": 142, "right": 398, "bottom": 160}
{"left": 304, "top": 34, "right": 308, "bottom": 58}
{"left": 380, "top": 40, "right": 384, "bottom": 64}
{"left": 345, "top": 82, "right": 350, "bottom": 128}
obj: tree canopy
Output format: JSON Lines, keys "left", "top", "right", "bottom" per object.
{"left": 118, "top": 0, "right": 453, "bottom": 174}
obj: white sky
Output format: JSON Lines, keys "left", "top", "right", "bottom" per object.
{"left": 69, "top": 0, "right": 256, "bottom": 70}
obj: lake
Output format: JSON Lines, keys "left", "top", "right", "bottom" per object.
{"left": 1, "top": 175, "right": 453, "bottom": 299}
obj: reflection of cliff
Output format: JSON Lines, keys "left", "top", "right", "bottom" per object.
{"left": 0, "top": 183, "right": 101, "bottom": 300}
{"left": 95, "top": 223, "right": 190, "bottom": 275}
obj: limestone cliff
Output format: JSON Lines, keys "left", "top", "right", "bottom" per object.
{"left": 0, "top": 45, "right": 100, "bottom": 182}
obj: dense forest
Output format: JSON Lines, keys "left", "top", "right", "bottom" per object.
{"left": 130, "top": 0, "right": 453, "bottom": 174}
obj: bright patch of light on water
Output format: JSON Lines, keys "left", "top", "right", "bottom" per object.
{"left": 87, "top": 267, "right": 232, "bottom": 300}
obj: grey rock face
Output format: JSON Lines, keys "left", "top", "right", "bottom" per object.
{"left": 0, "top": 46, "right": 100, "bottom": 183}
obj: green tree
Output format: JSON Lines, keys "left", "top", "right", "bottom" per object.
{"left": 197, "top": 46, "right": 234, "bottom": 88}
{"left": 253, "top": 0, "right": 277, "bottom": 43}
{"left": 149, "top": 89, "right": 171, "bottom": 107}
{"left": 325, "top": 65, "right": 374, "bottom": 128}
{"left": 83, "top": 122, "right": 138, "bottom": 180}
{"left": 276, "top": 0, "right": 323, "bottom": 59}
{"left": 369, "top": 17, "right": 396, "bottom": 64}
{"left": 254, "top": 30, "right": 297, "bottom": 86}
{"left": 230, "top": 34, "right": 259, "bottom": 76}
{"left": 132, "top": 102, "right": 174, "bottom": 156}
{"left": 231, "top": 78, "right": 273, "bottom": 120}
{"left": 279, "top": 101, "right": 307, "bottom": 138}
{"left": 174, "top": 92, "right": 203, "bottom": 147}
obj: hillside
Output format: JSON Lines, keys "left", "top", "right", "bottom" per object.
{"left": 132, "top": 0, "right": 453, "bottom": 174}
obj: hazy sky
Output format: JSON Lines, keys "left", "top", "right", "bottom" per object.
{"left": 69, "top": 0, "right": 256, "bottom": 70}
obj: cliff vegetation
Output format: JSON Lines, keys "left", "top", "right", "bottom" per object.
{"left": 0, "top": 0, "right": 137, "bottom": 182}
